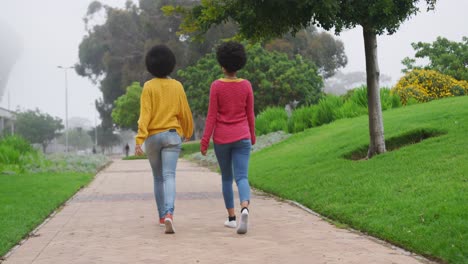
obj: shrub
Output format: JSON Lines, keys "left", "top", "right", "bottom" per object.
{"left": 347, "top": 86, "right": 368, "bottom": 108}
{"left": 179, "top": 44, "right": 323, "bottom": 116}
{"left": 255, "top": 107, "right": 288, "bottom": 135}
{"left": 392, "top": 69, "right": 468, "bottom": 104}
{"left": 346, "top": 86, "right": 402, "bottom": 111}
{"left": 287, "top": 106, "right": 317, "bottom": 133}
{"left": 0, "top": 136, "right": 38, "bottom": 173}
{"left": 0, "top": 144, "right": 20, "bottom": 165}
{"left": 450, "top": 84, "right": 466, "bottom": 96}
{"left": 313, "top": 95, "right": 343, "bottom": 126}
{"left": 0, "top": 135, "right": 35, "bottom": 155}
{"left": 337, "top": 100, "right": 368, "bottom": 119}
{"left": 380, "top": 88, "right": 402, "bottom": 110}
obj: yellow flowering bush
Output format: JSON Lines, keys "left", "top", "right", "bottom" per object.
{"left": 392, "top": 69, "right": 468, "bottom": 105}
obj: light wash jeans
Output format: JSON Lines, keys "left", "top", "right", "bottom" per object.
{"left": 145, "top": 130, "right": 181, "bottom": 218}
{"left": 214, "top": 139, "right": 252, "bottom": 209}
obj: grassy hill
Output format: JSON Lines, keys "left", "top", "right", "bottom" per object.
{"left": 249, "top": 96, "right": 467, "bottom": 264}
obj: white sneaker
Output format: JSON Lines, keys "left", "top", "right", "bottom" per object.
{"left": 237, "top": 209, "right": 249, "bottom": 234}
{"left": 224, "top": 219, "right": 237, "bottom": 228}
{"left": 164, "top": 214, "right": 175, "bottom": 234}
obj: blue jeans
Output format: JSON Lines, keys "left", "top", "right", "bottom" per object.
{"left": 145, "top": 131, "right": 181, "bottom": 218}
{"left": 214, "top": 139, "right": 252, "bottom": 209}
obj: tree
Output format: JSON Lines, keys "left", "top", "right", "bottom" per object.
{"left": 57, "top": 128, "right": 93, "bottom": 151}
{"left": 76, "top": 0, "right": 237, "bottom": 143}
{"left": 78, "top": 1, "right": 348, "bottom": 140}
{"left": 169, "top": 0, "right": 437, "bottom": 158}
{"left": 94, "top": 124, "right": 121, "bottom": 153}
{"left": 265, "top": 27, "right": 347, "bottom": 78}
{"left": 178, "top": 43, "right": 323, "bottom": 116}
{"left": 15, "top": 109, "right": 64, "bottom": 153}
{"left": 112, "top": 82, "right": 142, "bottom": 131}
{"left": 402, "top": 36, "right": 468, "bottom": 81}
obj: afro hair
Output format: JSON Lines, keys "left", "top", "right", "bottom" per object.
{"left": 145, "top": 44, "right": 176, "bottom": 78}
{"left": 216, "top": 41, "right": 247, "bottom": 73}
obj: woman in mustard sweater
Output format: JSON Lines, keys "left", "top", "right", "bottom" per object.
{"left": 135, "top": 45, "right": 193, "bottom": 234}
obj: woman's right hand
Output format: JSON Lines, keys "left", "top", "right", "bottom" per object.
{"left": 135, "top": 144, "right": 144, "bottom": 156}
{"left": 200, "top": 144, "right": 208, "bottom": 156}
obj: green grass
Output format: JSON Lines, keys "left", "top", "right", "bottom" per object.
{"left": 180, "top": 141, "right": 206, "bottom": 158}
{"left": 123, "top": 154, "right": 148, "bottom": 160}
{"left": 0, "top": 172, "right": 94, "bottom": 256}
{"left": 249, "top": 96, "right": 468, "bottom": 264}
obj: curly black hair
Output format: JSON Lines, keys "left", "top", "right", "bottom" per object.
{"left": 216, "top": 41, "right": 247, "bottom": 73}
{"left": 145, "top": 44, "right": 176, "bottom": 78}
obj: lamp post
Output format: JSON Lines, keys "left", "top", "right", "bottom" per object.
{"left": 92, "top": 103, "right": 98, "bottom": 147}
{"left": 57, "top": 65, "right": 74, "bottom": 153}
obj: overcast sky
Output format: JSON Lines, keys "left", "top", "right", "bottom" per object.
{"left": 0, "top": 0, "right": 467, "bottom": 124}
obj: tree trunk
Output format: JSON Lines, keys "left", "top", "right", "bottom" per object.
{"left": 363, "top": 27, "right": 386, "bottom": 158}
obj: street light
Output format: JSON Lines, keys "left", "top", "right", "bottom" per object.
{"left": 57, "top": 65, "right": 74, "bottom": 153}
{"left": 91, "top": 102, "right": 98, "bottom": 147}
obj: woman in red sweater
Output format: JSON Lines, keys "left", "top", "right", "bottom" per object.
{"left": 200, "top": 41, "right": 256, "bottom": 235}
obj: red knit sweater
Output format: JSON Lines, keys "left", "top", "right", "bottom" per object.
{"left": 200, "top": 79, "right": 256, "bottom": 151}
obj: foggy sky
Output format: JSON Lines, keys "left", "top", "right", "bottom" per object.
{"left": 0, "top": 0, "right": 127, "bottom": 124}
{"left": 0, "top": 22, "right": 22, "bottom": 102}
{"left": 0, "top": 0, "right": 467, "bottom": 124}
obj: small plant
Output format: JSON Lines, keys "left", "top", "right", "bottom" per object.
{"left": 336, "top": 100, "right": 368, "bottom": 119}
{"left": 380, "top": 88, "right": 402, "bottom": 110}
{"left": 255, "top": 107, "right": 288, "bottom": 135}
{"left": 0, "top": 135, "right": 35, "bottom": 154}
{"left": 0, "top": 135, "right": 39, "bottom": 173}
{"left": 347, "top": 86, "right": 368, "bottom": 108}
{"left": 287, "top": 106, "right": 317, "bottom": 133}
{"left": 313, "top": 95, "right": 343, "bottom": 126}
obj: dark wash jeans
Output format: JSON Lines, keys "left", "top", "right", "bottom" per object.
{"left": 214, "top": 139, "right": 252, "bottom": 209}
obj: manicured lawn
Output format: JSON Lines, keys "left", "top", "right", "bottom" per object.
{"left": 249, "top": 97, "right": 467, "bottom": 264}
{"left": 0, "top": 172, "right": 94, "bottom": 256}
{"left": 180, "top": 140, "right": 204, "bottom": 158}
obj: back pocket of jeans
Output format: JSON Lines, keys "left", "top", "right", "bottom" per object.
{"left": 166, "top": 133, "right": 182, "bottom": 146}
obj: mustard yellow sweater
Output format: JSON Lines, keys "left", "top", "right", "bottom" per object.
{"left": 135, "top": 78, "right": 194, "bottom": 145}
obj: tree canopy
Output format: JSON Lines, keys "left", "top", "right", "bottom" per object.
{"left": 112, "top": 82, "right": 142, "bottom": 131}
{"left": 77, "top": 0, "right": 348, "bottom": 138}
{"left": 402, "top": 36, "right": 468, "bottom": 81}
{"left": 170, "top": 0, "right": 437, "bottom": 158}
{"left": 171, "top": 0, "right": 436, "bottom": 40}
{"left": 178, "top": 43, "right": 323, "bottom": 116}
{"left": 76, "top": 0, "right": 237, "bottom": 141}
{"left": 265, "top": 27, "right": 347, "bottom": 78}
{"left": 15, "top": 109, "right": 63, "bottom": 153}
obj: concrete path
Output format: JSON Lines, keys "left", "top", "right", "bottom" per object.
{"left": 3, "top": 159, "right": 434, "bottom": 264}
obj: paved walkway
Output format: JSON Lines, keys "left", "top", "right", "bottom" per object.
{"left": 3, "top": 159, "right": 434, "bottom": 264}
